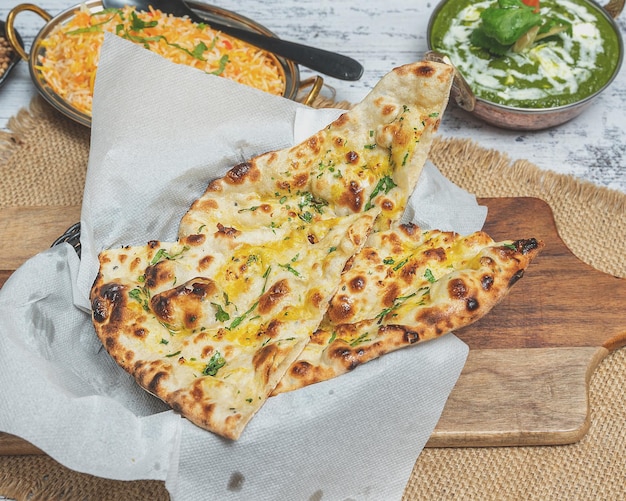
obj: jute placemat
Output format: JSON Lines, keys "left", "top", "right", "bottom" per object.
{"left": 1, "top": 96, "right": 624, "bottom": 500}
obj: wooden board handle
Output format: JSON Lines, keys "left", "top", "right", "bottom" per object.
{"left": 427, "top": 347, "right": 609, "bottom": 447}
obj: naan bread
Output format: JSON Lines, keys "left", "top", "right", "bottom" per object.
{"left": 91, "top": 60, "right": 542, "bottom": 439}
{"left": 177, "top": 61, "right": 455, "bottom": 239}
{"left": 273, "top": 227, "right": 543, "bottom": 394}
{"left": 91, "top": 211, "right": 376, "bottom": 439}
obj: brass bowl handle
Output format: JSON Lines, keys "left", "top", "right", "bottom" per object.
{"left": 6, "top": 3, "right": 53, "bottom": 61}
{"left": 298, "top": 76, "right": 324, "bottom": 107}
{"left": 604, "top": 0, "right": 625, "bottom": 18}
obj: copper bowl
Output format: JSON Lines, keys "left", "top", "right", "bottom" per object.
{"left": 426, "top": 0, "right": 624, "bottom": 130}
{"left": 5, "top": 0, "right": 322, "bottom": 127}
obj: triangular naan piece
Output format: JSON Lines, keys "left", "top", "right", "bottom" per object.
{"left": 272, "top": 226, "right": 543, "bottom": 394}
{"left": 177, "top": 61, "right": 454, "bottom": 238}
{"left": 91, "top": 211, "right": 376, "bottom": 439}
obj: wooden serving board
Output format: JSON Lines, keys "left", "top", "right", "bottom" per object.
{"left": 0, "top": 197, "right": 624, "bottom": 454}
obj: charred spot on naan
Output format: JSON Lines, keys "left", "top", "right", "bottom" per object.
{"left": 182, "top": 233, "right": 206, "bottom": 246}
{"left": 345, "top": 150, "right": 360, "bottom": 164}
{"left": 128, "top": 358, "right": 173, "bottom": 399}
{"left": 215, "top": 223, "right": 241, "bottom": 239}
{"left": 252, "top": 343, "right": 284, "bottom": 385}
{"left": 91, "top": 280, "right": 126, "bottom": 324}
{"left": 337, "top": 180, "right": 365, "bottom": 213}
{"left": 256, "top": 318, "right": 283, "bottom": 340}
{"left": 224, "top": 161, "right": 261, "bottom": 185}
{"left": 258, "top": 279, "right": 290, "bottom": 315}
{"left": 144, "top": 260, "right": 176, "bottom": 289}
{"left": 150, "top": 277, "right": 218, "bottom": 329}
{"left": 198, "top": 254, "right": 214, "bottom": 271}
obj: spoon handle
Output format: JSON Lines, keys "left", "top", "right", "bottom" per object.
{"left": 208, "top": 20, "right": 363, "bottom": 81}
{"left": 181, "top": 3, "right": 363, "bottom": 81}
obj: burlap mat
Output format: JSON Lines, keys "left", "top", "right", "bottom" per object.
{"left": 1, "top": 96, "right": 624, "bottom": 500}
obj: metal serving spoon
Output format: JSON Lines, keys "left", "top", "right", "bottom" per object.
{"left": 101, "top": 0, "right": 364, "bottom": 81}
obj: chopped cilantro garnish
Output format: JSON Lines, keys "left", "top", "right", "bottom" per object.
{"left": 393, "top": 257, "right": 409, "bottom": 271}
{"left": 298, "top": 211, "right": 313, "bottom": 223}
{"left": 279, "top": 263, "right": 301, "bottom": 277}
{"left": 212, "top": 303, "right": 230, "bottom": 322}
{"left": 328, "top": 331, "right": 337, "bottom": 345}
{"left": 298, "top": 191, "right": 328, "bottom": 214}
{"left": 402, "top": 152, "right": 409, "bottom": 166}
{"left": 349, "top": 332, "right": 371, "bottom": 346}
{"left": 129, "top": 10, "right": 157, "bottom": 30}
{"left": 129, "top": 287, "right": 150, "bottom": 311}
{"left": 211, "top": 54, "right": 229, "bottom": 75}
{"left": 202, "top": 352, "right": 226, "bottom": 376}
{"left": 364, "top": 175, "right": 397, "bottom": 211}
{"left": 150, "top": 246, "right": 190, "bottom": 265}
{"left": 375, "top": 292, "right": 417, "bottom": 324}
{"left": 424, "top": 268, "right": 436, "bottom": 283}
{"left": 190, "top": 41, "right": 208, "bottom": 59}
{"left": 229, "top": 301, "right": 259, "bottom": 330}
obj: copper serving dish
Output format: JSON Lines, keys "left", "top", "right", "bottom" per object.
{"left": 6, "top": 0, "right": 322, "bottom": 127}
{"left": 426, "top": 0, "right": 624, "bottom": 130}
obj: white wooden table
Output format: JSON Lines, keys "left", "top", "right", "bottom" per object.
{"left": 1, "top": 0, "right": 625, "bottom": 192}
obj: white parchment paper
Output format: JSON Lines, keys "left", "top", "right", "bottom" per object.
{"left": 0, "top": 34, "right": 487, "bottom": 500}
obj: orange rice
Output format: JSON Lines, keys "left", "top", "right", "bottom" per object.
{"left": 37, "top": 5, "right": 286, "bottom": 115}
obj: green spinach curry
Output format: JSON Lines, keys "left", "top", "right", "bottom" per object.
{"left": 429, "top": 0, "right": 621, "bottom": 108}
